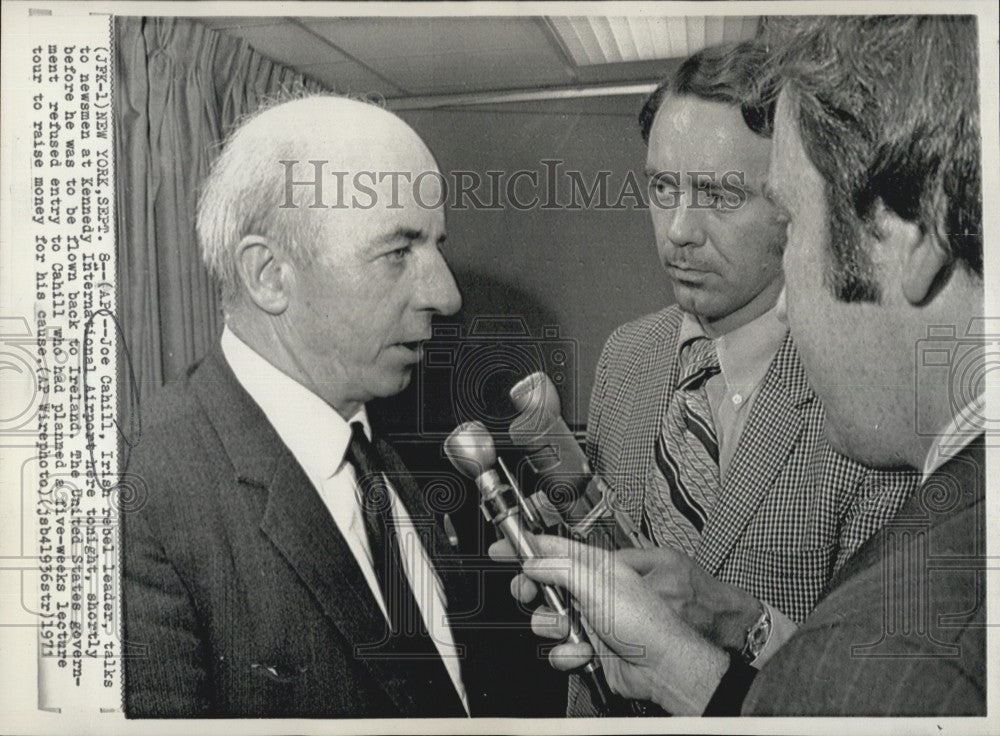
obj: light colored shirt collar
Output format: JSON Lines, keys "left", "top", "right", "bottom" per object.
{"left": 220, "top": 326, "right": 369, "bottom": 480}
{"left": 676, "top": 303, "right": 788, "bottom": 391}
{"left": 921, "top": 393, "right": 985, "bottom": 481}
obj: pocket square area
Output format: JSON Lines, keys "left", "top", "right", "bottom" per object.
{"left": 251, "top": 662, "right": 308, "bottom": 683}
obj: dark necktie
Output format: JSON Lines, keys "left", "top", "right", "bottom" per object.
{"left": 346, "top": 421, "right": 422, "bottom": 635}
{"left": 345, "top": 422, "right": 466, "bottom": 714}
{"left": 646, "top": 336, "right": 722, "bottom": 551}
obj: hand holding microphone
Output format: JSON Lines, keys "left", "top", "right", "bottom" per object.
{"left": 443, "top": 421, "right": 616, "bottom": 714}
{"left": 488, "top": 532, "right": 731, "bottom": 716}
{"left": 503, "top": 372, "right": 763, "bottom": 715}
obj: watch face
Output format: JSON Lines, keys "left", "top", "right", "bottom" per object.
{"left": 742, "top": 607, "right": 772, "bottom": 662}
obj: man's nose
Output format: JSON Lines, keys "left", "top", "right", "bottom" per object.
{"left": 664, "top": 196, "right": 706, "bottom": 248}
{"left": 418, "top": 248, "right": 462, "bottom": 316}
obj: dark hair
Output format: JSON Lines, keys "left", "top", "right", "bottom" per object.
{"left": 639, "top": 40, "right": 776, "bottom": 142}
{"left": 763, "top": 15, "right": 982, "bottom": 301}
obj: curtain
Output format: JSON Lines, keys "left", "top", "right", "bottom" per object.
{"left": 114, "top": 17, "right": 327, "bottom": 401}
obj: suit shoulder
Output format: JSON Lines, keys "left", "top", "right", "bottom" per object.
{"left": 757, "top": 494, "right": 985, "bottom": 715}
{"left": 124, "top": 361, "right": 226, "bottom": 511}
{"left": 601, "top": 305, "right": 682, "bottom": 362}
{"left": 131, "top": 365, "right": 211, "bottom": 454}
{"left": 141, "top": 371, "right": 204, "bottom": 429}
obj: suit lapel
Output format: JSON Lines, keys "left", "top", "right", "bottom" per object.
{"left": 191, "top": 349, "right": 431, "bottom": 716}
{"left": 376, "top": 439, "right": 469, "bottom": 633}
{"left": 623, "top": 309, "right": 683, "bottom": 519}
{"left": 696, "top": 335, "right": 813, "bottom": 574}
{"left": 377, "top": 438, "right": 470, "bottom": 713}
{"left": 377, "top": 438, "right": 454, "bottom": 563}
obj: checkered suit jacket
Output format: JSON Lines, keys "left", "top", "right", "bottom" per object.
{"left": 587, "top": 305, "right": 920, "bottom": 623}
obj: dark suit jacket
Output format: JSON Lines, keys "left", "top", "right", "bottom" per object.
{"left": 123, "top": 348, "right": 482, "bottom": 717}
{"left": 744, "top": 437, "right": 986, "bottom": 715}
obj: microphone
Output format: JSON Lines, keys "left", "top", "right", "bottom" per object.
{"left": 508, "top": 373, "right": 650, "bottom": 549}
{"left": 444, "top": 421, "right": 615, "bottom": 714}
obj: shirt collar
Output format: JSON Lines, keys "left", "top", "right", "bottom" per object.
{"left": 220, "top": 326, "right": 370, "bottom": 480}
{"left": 921, "top": 392, "right": 986, "bottom": 481}
{"left": 676, "top": 303, "right": 788, "bottom": 391}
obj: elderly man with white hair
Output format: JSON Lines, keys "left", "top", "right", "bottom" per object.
{"left": 123, "top": 96, "right": 475, "bottom": 717}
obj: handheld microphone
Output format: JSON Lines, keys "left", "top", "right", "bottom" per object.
{"left": 443, "top": 421, "right": 615, "bottom": 714}
{"left": 508, "top": 373, "right": 650, "bottom": 549}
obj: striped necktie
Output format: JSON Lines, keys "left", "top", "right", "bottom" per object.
{"left": 645, "top": 336, "right": 722, "bottom": 552}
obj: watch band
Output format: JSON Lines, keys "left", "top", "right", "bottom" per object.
{"left": 738, "top": 602, "right": 772, "bottom": 665}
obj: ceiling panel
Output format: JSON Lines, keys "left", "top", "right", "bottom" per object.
{"left": 664, "top": 17, "right": 688, "bottom": 57}
{"left": 297, "top": 61, "right": 404, "bottom": 97}
{"left": 687, "top": 16, "right": 707, "bottom": 53}
{"left": 196, "top": 17, "right": 285, "bottom": 30}
{"left": 306, "top": 17, "right": 550, "bottom": 58}
{"left": 547, "top": 16, "right": 758, "bottom": 65}
{"left": 724, "top": 15, "right": 760, "bottom": 42}
{"left": 461, "top": 93, "right": 649, "bottom": 117}
{"left": 198, "top": 15, "right": 759, "bottom": 104}
{"left": 626, "top": 15, "right": 656, "bottom": 60}
{"left": 306, "top": 17, "right": 574, "bottom": 94}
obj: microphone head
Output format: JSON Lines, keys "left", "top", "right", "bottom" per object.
{"left": 444, "top": 421, "right": 497, "bottom": 479}
{"left": 509, "top": 372, "right": 562, "bottom": 416}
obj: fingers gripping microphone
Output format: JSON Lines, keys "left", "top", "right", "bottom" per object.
{"left": 508, "top": 373, "right": 650, "bottom": 549}
{"left": 444, "top": 421, "right": 615, "bottom": 714}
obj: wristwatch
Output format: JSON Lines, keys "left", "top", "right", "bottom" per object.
{"left": 738, "top": 602, "right": 772, "bottom": 665}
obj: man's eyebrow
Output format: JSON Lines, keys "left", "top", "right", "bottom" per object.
{"left": 379, "top": 227, "right": 427, "bottom": 245}
{"left": 373, "top": 227, "right": 447, "bottom": 250}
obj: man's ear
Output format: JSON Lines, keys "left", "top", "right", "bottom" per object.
{"left": 877, "top": 207, "right": 951, "bottom": 305}
{"left": 235, "top": 235, "right": 290, "bottom": 314}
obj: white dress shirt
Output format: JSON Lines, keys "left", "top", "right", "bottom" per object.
{"left": 921, "top": 393, "right": 986, "bottom": 481}
{"left": 221, "top": 327, "right": 468, "bottom": 712}
{"left": 676, "top": 306, "right": 794, "bottom": 667}
{"left": 677, "top": 303, "right": 789, "bottom": 479}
